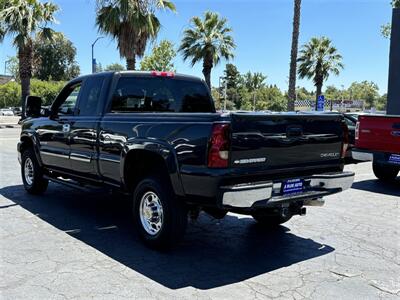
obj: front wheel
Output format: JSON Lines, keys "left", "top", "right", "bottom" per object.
{"left": 21, "top": 148, "right": 48, "bottom": 194}
{"left": 373, "top": 162, "right": 399, "bottom": 182}
{"left": 133, "top": 176, "right": 187, "bottom": 249}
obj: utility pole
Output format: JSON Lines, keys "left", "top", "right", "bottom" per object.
{"left": 91, "top": 37, "right": 104, "bottom": 73}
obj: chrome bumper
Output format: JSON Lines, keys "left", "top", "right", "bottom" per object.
{"left": 351, "top": 150, "right": 373, "bottom": 161}
{"left": 221, "top": 171, "right": 355, "bottom": 208}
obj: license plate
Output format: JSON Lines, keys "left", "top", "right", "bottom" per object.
{"left": 282, "top": 179, "right": 304, "bottom": 195}
{"left": 388, "top": 154, "right": 400, "bottom": 165}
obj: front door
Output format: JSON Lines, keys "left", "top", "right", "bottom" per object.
{"left": 38, "top": 82, "right": 82, "bottom": 172}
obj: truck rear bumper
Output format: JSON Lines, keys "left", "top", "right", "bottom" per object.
{"left": 351, "top": 150, "right": 373, "bottom": 161}
{"left": 220, "top": 171, "right": 354, "bottom": 209}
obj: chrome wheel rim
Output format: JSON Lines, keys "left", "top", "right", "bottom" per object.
{"left": 139, "top": 191, "right": 163, "bottom": 236}
{"left": 24, "top": 157, "right": 34, "bottom": 186}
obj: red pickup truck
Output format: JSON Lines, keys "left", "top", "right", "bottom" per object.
{"left": 354, "top": 115, "right": 400, "bottom": 181}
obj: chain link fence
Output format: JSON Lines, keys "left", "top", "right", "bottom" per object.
{"left": 295, "top": 99, "right": 365, "bottom": 112}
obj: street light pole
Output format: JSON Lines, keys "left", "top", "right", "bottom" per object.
{"left": 4, "top": 59, "right": 11, "bottom": 75}
{"left": 224, "top": 80, "right": 227, "bottom": 111}
{"left": 91, "top": 37, "right": 104, "bottom": 73}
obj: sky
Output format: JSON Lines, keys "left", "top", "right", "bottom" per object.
{"left": 0, "top": 0, "right": 393, "bottom": 94}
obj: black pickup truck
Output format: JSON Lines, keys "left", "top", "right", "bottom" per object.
{"left": 18, "top": 71, "right": 354, "bottom": 249}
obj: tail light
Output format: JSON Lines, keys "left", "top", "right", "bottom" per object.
{"left": 208, "top": 123, "right": 230, "bottom": 168}
{"left": 341, "top": 122, "right": 349, "bottom": 159}
{"left": 355, "top": 121, "right": 360, "bottom": 140}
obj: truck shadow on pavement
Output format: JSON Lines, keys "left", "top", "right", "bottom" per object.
{"left": 1, "top": 184, "right": 334, "bottom": 290}
{"left": 351, "top": 178, "right": 400, "bottom": 197}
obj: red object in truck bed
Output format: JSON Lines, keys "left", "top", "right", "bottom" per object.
{"left": 355, "top": 115, "right": 400, "bottom": 154}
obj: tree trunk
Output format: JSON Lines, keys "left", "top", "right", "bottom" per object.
{"left": 126, "top": 56, "right": 136, "bottom": 70}
{"left": 202, "top": 55, "right": 213, "bottom": 90}
{"left": 18, "top": 42, "right": 33, "bottom": 119}
{"left": 287, "top": 0, "right": 302, "bottom": 111}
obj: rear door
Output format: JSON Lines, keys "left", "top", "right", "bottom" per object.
{"left": 68, "top": 75, "right": 109, "bottom": 179}
{"left": 230, "top": 113, "right": 344, "bottom": 170}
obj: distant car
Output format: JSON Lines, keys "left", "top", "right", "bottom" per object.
{"left": 12, "top": 107, "right": 22, "bottom": 116}
{"left": 344, "top": 113, "right": 357, "bottom": 147}
{"left": 0, "top": 108, "right": 14, "bottom": 116}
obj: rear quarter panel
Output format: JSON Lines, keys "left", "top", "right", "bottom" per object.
{"left": 98, "top": 113, "right": 222, "bottom": 187}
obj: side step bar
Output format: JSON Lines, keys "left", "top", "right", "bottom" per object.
{"left": 43, "top": 174, "right": 130, "bottom": 196}
{"left": 43, "top": 175, "right": 91, "bottom": 191}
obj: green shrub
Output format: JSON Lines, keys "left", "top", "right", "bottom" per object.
{"left": 31, "top": 79, "right": 66, "bottom": 105}
{"left": 0, "top": 81, "right": 20, "bottom": 108}
{"left": 0, "top": 79, "right": 65, "bottom": 108}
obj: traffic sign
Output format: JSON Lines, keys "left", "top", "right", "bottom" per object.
{"left": 317, "top": 95, "right": 325, "bottom": 111}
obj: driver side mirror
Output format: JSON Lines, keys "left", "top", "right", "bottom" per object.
{"left": 25, "top": 96, "right": 42, "bottom": 118}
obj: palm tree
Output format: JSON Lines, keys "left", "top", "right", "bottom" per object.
{"left": 297, "top": 37, "right": 344, "bottom": 108}
{"left": 179, "top": 11, "right": 235, "bottom": 89}
{"left": 242, "top": 71, "right": 267, "bottom": 92}
{"left": 287, "top": 0, "right": 302, "bottom": 111}
{"left": 96, "top": 0, "right": 175, "bottom": 70}
{"left": 0, "top": 0, "right": 58, "bottom": 117}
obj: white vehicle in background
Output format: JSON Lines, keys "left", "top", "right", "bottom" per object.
{"left": 0, "top": 108, "right": 14, "bottom": 116}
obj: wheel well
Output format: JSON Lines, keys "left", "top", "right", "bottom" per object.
{"left": 20, "top": 137, "right": 33, "bottom": 154}
{"left": 124, "top": 150, "right": 171, "bottom": 193}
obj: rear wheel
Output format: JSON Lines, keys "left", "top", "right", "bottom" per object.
{"left": 373, "top": 162, "right": 399, "bottom": 182}
{"left": 133, "top": 176, "right": 187, "bottom": 249}
{"left": 252, "top": 212, "right": 292, "bottom": 227}
{"left": 21, "top": 148, "right": 48, "bottom": 194}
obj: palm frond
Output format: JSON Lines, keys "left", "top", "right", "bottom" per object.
{"left": 297, "top": 36, "right": 344, "bottom": 85}
{"left": 179, "top": 11, "right": 235, "bottom": 66}
{"left": 95, "top": 0, "right": 174, "bottom": 68}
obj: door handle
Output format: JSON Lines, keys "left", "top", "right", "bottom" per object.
{"left": 62, "top": 123, "right": 71, "bottom": 133}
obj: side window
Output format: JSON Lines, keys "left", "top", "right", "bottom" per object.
{"left": 109, "top": 76, "right": 213, "bottom": 113}
{"left": 58, "top": 84, "right": 81, "bottom": 115}
{"left": 178, "top": 81, "right": 213, "bottom": 112}
{"left": 111, "top": 77, "right": 176, "bottom": 112}
{"left": 77, "top": 77, "right": 105, "bottom": 116}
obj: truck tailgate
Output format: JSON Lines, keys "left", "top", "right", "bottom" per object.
{"left": 230, "top": 113, "right": 344, "bottom": 169}
{"left": 356, "top": 115, "right": 400, "bottom": 154}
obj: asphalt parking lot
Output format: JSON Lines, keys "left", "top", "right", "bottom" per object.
{"left": 1, "top": 126, "right": 399, "bottom": 300}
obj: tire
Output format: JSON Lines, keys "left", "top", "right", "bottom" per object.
{"left": 133, "top": 176, "right": 187, "bottom": 249}
{"left": 373, "top": 162, "right": 399, "bottom": 182}
{"left": 251, "top": 212, "right": 292, "bottom": 227}
{"left": 21, "top": 148, "right": 48, "bottom": 194}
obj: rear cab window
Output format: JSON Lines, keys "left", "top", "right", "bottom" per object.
{"left": 109, "top": 75, "right": 215, "bottom": 113}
